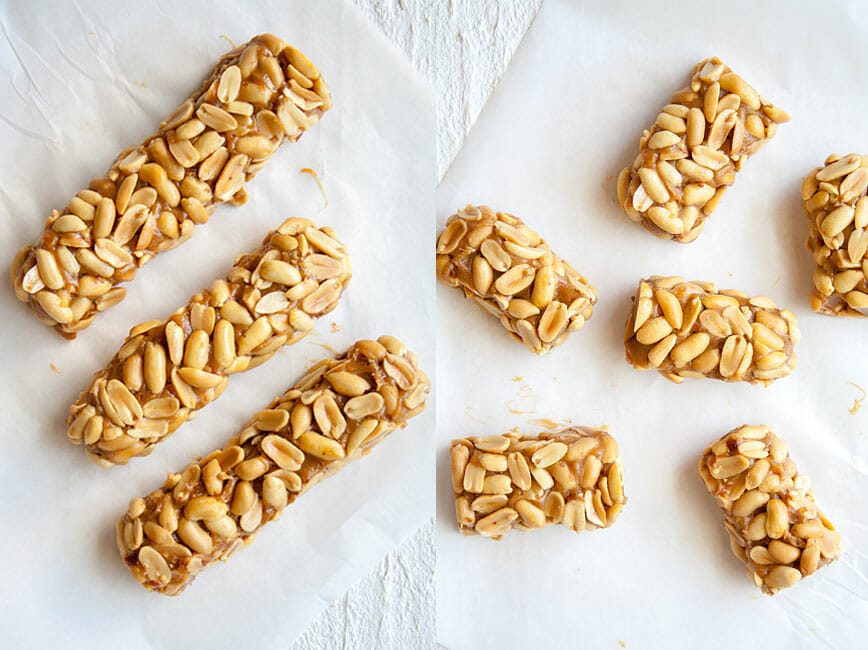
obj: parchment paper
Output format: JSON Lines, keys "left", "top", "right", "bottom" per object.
{"left": 436, "top": 1, "right": 868, "bottom": 647}
{"left": 0, "top": 0, "right": 434, "bottom": 646}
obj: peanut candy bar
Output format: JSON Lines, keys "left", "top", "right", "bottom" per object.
{"left": 699, "top": 425, "right": 842, "bottom": 595}
{"left": 802, "top": 153, "right": 868, "bottom": 315}
{"left": 624, "top": 276, "right": 799, "bottom": 385}
{"left": 9, "top": 34, "right": 330, "bottom": 338}
{"left": 67, "top": 217, "right": 350, "bottom": 466}
{"left": 117, "top": 336, "right": 430, "bottom": 595}
{"left": 436, "top": 205, "right": 597, "bottom": 354}
{"left": 450, "top": 428, "right": 625, "bottom": 539}
{"left": 616, "top": 57, "right": 788, "bottom": 242}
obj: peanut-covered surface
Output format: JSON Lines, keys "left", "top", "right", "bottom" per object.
{"left": 617, "top": 57, "right": 788, "bottom": 242}
{"left": 803, "top": 153, "right": 868, "bottom": 316}
{"left": 67, "top": 217, "right": 350, "bottom": 466}
{"left": 624, "top": 276, "right": 799, "bottom": 385}
{"left": 699, "top": 425, "right": 841, "bottom": 595}
{"left": 450, "top": 427, "right": 625, "bottom": 540}
{"left": 436, "top": 205, "right": 597, "bottom": 354}
{"left": 10, "top": 33, "right": 330, "bottom": 338}
{"left": 117, "top": 336, "right": 429, "bottom": 596}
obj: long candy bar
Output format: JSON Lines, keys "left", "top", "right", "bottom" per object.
{"left": 117, "top": 336, "right": 429, "bottom": 595}
{"left": 624, "top": 276, "right": 799, "bottom": 385}
{"left": 802, "top": 153, "right": 868, "bottom": 315}
{"left": 436, "top": 205, "right": 597, "bottom": 354}
{"left": 67, "top": 217, "right": 350, "bottom": 466}
{"left": 10, "top": 33, "right": 330, "bottom": 337}
{"left": 450, "top": 427, "right": 626, "bottom": 539}
{"left": 617, "top": 57, "right": 788, "bottom": 242}
{"left": 698, "top": 425, "right": 841, "bottom": 595}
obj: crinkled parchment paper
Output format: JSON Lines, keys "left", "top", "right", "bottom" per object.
{"left": 0, "top": 0, "right": 434, "bottom": 646}
{"left": 436, "top": 1, "right": 868, "bottom": 647}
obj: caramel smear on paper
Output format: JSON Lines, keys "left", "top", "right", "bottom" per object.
{"left": 330, "top": 321, "right": 341, "bottom": 333}
{"left": 50, "top": 363, "right": 61, "bottom": 373}
{"left": 219, "top": 35, "right": 237, "bottom": 48}
{"left": 531, "top": 418, "right": 571, "bottom": 430}
{"left": 311, "top": 341, "right": 338, "bottom": 355}
{"left": 301, "top": 168, "right": 328, "bottom": 207}
{"left": 464, "top": 406, "right": 488, "bottom": 424}
{"left": 849, "top": 382, "right": 866, "bottom": 415}
{"left": 505, "top": 402, "right": 534, "bottom": 415}
{"left": 515, "top": 382, "right": 535, "bottom": 399}
{"left": 505, "top": 381, "right": 537, "bottom": 415}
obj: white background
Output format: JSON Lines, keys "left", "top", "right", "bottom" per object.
{"left": 0, "top": 0, "right": 434, "bottom": 647}
{"left": 436, "top": 1, "right": 868, "bottom": 648}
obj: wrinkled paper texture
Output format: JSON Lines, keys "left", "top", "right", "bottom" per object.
{"left": 436, "top": 1, "right": 868, "bottom": 647}
{"left": 0, "top": 0, "right": 434, "bottom": 646}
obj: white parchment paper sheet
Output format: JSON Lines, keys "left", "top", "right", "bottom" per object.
{"left": 0, "top": 0, "right": 434, "bottom": 646}
{"left": 436, "top": 1, "right": 868, "bottom": 647}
